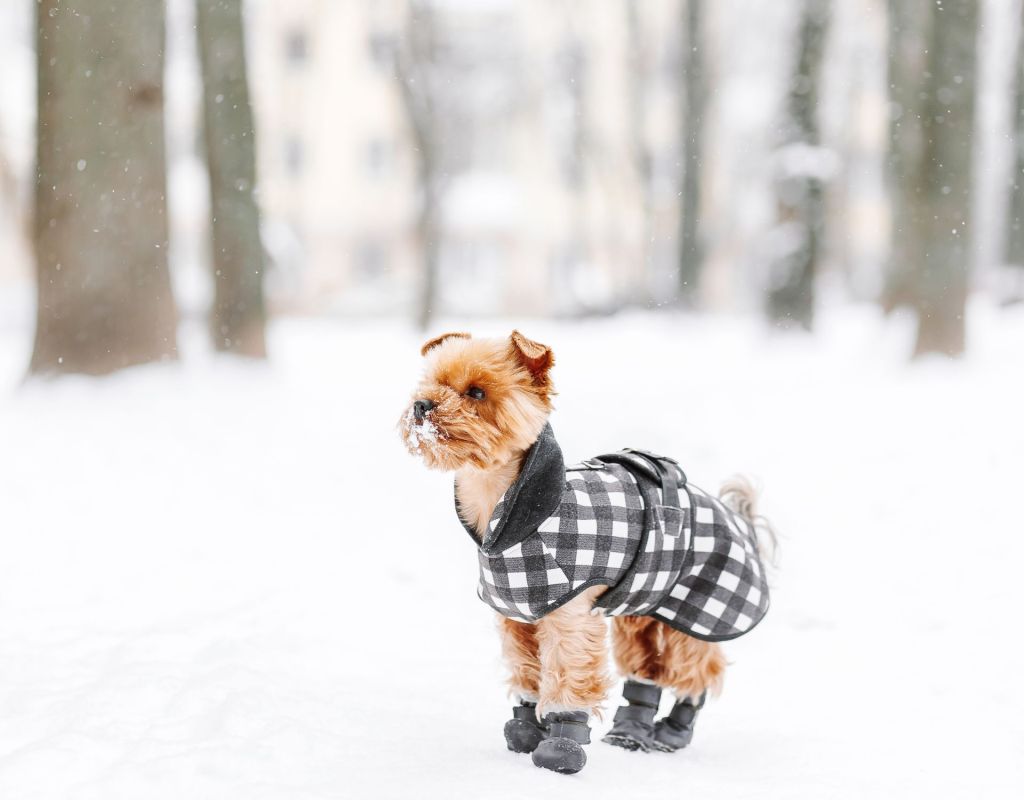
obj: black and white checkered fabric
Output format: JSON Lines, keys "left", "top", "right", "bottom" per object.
{"left": 609, "top": 482, "right": 769, "bottom": 639}
{"left": 477, "top": 463, "right": 644, "bottom": 621}
{"left": 472, "top": 447, "right": 769, "bottom": 642}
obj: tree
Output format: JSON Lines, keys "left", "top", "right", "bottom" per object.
{"left": 1004, "top": 0, "right": 1024, "bottom": 293}
{"left": 31, "top": 0, "right": 178, "bottom": 375}
{"left": 766, "top": 0, "right": 830, "bottom": 330}
{"left": 910, "top": 0, "right": 979, "bottom": 357}
{"left": 392, "top": 0, "right": 521, "bottom": 324}
{"left": 626, "top": 0, "right": 654, "bottom": 301}
{"left": 678, "top": 0, "right": 706, "bottom": 304}
{"left": 196, "top": 0, "right": 267, "bottom": 357}
{"left": 395, "top": 0, "right": 444, "bottom": 332}
{"left": 883, "top": 1, "right": 978, "bottom": 356}
{"left": 882, "top": 0, "right": 929, "bottom": 313}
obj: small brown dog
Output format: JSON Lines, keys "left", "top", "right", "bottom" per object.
{"left": 401, "top": 330, "right": 771, "bottom": 775}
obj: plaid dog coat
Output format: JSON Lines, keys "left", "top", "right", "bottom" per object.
{"left": 456, "top": 424, "right": 769, "bottom": 642}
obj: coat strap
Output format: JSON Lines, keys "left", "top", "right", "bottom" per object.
{"left": 595, "top": 449, "right": 686, "bottom": 538}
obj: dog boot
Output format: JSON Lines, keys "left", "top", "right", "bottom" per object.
{"left": 602, "top": 679, "right": 662, "bottom": 752}
{"left": 504, "top": 701, "right": 547, "bottom": 754}
{"left": 531, "top": 711, "right": 590, "bottom": 774}
{"left": 652, "top": 692, "right": 705, "bottom": 752}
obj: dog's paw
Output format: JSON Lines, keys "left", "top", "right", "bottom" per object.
{"left": 651, "top": 718, "right": 695, "bottom": 752}
{"left": 651, "top": 694, "right": 703, "bottom": 752}
{"left": 504, "top": 718, "right": 546, "bottom": 754}
{"left": 531, "top": 737, "right": 587, "bottom": 774}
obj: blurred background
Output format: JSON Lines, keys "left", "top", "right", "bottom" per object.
{"left": 1, "top": 2, "right": 1023, "bottom": 798}
{"left": 1, "top": 0, "right": 1023, "bottom": 364}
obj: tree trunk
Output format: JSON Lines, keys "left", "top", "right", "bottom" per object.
{"left": 396, "top": 0, "right": 442, "bottom": 332}
{"left": 416, "top": 167, "right": 442, "bottom": 333}
{"left": 627, "top": 0, "right": 653, "bottom": 301}
{"left": 678, "top": 0, "right": 706, "bottom": 304}
{"left": 31, "top": 0, "right": 178, "bottom": 375}
{"left": 912, "top": 0, "right": 978, "bottom": 357}
{"left": 1005, "top": 1, "right": 1024, "bottom": 271}
{"left": 882, "top": 0, "right": 930, "bottom": 313}
{"left": 766, "top": 0, "right": 830, "bottom": 330}
{"left": 196, "top": 0, "right": 267, "bottom": 357}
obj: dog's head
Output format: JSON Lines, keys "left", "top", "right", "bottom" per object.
{"left": 399, "top": 331, "right": 555, "bottom": 471}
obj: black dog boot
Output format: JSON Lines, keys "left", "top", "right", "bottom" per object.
{"left": 602, "top": 679, "right": 662, "bottom": 752}
{"left": 531, "top": 711, "right": 590, "bottom": 774}
{"left": 652, "top": 692, "right": 705, "bottom": 752}
{"left": 504, "top": 701, "right": 547, "bottom": 754}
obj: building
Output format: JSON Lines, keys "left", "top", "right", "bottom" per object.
{"left": 246, "top": 0, "right": 686, "bottom": 317}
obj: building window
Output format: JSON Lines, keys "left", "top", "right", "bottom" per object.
{"left": 286, "top": 29, "right": 308, "bottom": 65}
{"left": 285, "top": 137, "right": 304, "bottom": 176}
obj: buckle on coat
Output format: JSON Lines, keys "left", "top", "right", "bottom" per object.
{"left": 624, "top": 447, "right": 675, "bottom": 462}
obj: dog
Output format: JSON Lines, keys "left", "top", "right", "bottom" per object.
{"left": 400, "top": 330, "right": 772, "bottom": 774}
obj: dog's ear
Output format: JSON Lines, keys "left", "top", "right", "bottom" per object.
{"left": 509, "top": 330, "right": 554, "bottom": 386}
{"left": 420, "top": 331, "right": 470, "bottom": 357}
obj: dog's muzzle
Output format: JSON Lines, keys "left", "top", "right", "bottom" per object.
{"left": 413, "top": 399, "right": 435, "bottom": 422}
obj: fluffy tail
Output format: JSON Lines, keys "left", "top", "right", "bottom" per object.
{"left": 719, "top": 476, "right": 778, "bottom": 567}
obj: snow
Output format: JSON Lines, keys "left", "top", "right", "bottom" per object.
{"left": 401, "top": 406, "right": 441, "bottom": 455}
{"left": 1, "top": 300, "right": 1023, "bottom": 799}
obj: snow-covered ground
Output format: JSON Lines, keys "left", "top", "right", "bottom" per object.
{"left": 1, "top": 301, "right": 1023, "bottom": 799}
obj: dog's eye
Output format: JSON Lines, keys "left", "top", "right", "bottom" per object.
{"left": 466, "top": 386, "right": 486, "bottom": 400}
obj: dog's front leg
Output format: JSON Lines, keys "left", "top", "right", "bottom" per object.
{"left": 498, "top": 615, "right": 541, "bottom": 701}
{"left": 497, "top": 616, "right": 547, "bottom": 754}
{"left": 530, "top": 586, "right": 611, "bottom": 774}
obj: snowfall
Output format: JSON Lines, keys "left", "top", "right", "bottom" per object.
{"left": 1, "top": 297, "right": 1022, "bottom": 800}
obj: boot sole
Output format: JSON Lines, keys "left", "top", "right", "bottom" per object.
{"left": 601, "top": 733, "right": 650, "bottom": 752}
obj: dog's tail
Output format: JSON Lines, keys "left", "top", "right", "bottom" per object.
{"left": 719, "top": 475, "right": 778, "bottom": 567}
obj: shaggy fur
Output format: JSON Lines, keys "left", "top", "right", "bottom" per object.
{"left": 400, "top": 331, "right": 760, "bottom": 744}
{"left": 610, "top": 616, "right": 726, "bottom": 699}
{"left": 498, "top": 616, "right": 541, "bottom": 702}
{"left": 720, "top": 475, "right": 779, "bottom": 566}
{"left": 497, "top": 587, "right": 614, "bottom": 715}
{"left": 533, "top": 585, "right": 613, "bottom": 717}
{"left": 401, "top": 333, "right": 554, "bottom": 477}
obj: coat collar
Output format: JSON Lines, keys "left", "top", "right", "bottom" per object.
{"left": 455, "top": 422, "right": 565, "bottom": 556}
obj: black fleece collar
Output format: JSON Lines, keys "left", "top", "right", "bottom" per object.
{"left": 455, "top": 422, "right": 566, "bottom": 556}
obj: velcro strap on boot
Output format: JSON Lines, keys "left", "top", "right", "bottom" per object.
{"left": 512, "top": 703, "right": 540, "bottom": 723}
{"left": 545, "top": 711, "right": 591, "bottom": 744}
{"left": 667, "top": 692, "right": 706, "bottom": 727}
{"left": 622, "top": 680, "right": 662, "bottom": 709}
{"left": 612, "top": 704, "right": 657, "bottom": 725}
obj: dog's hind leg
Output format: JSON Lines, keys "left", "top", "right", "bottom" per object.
{"left": 497, "top": 616, "right": 547, "bottom": 754}
{"left": 650, "top": 622, "right": 725, "bottom": 752}
{"left": 604, "top": 616, "right": 664, "bottom": 751}
{"left": 606, "top": 616, "right": 726, "bottom": 752}
{"left": 530, "top": 586, "right": 612, "bottom": 774}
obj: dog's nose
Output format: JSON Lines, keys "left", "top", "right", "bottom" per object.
{"left": 413, "top": 399, "right": 435, "bottom": 422}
